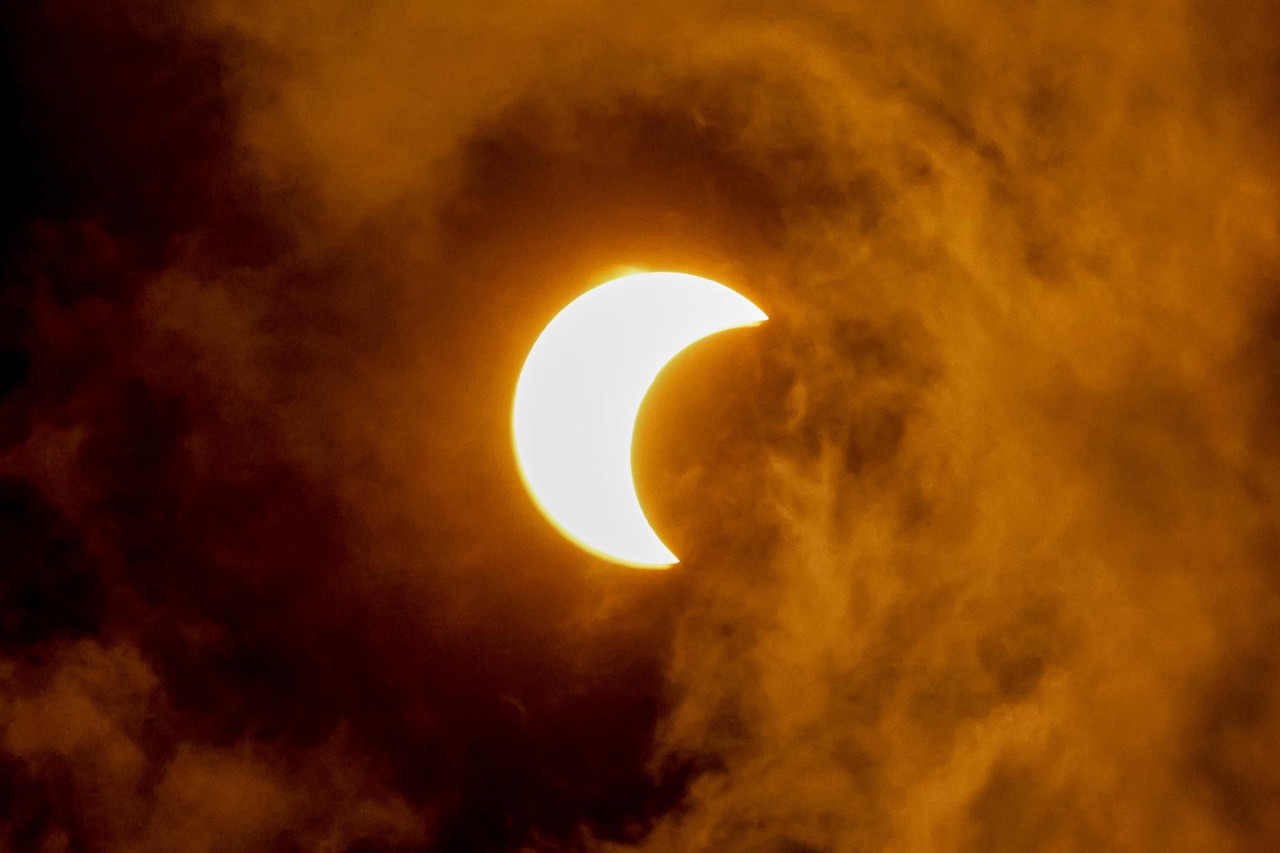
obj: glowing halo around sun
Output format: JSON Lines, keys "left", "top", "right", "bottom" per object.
{"left": 512, "top": 272, "right": 768, "bottom": 568}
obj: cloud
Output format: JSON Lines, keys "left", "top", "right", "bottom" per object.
{"left": 1, "top": 640, "right": 427, "bottom": 851}
{"left": 1, "top": 0, "right": 1278, "bottom": 850}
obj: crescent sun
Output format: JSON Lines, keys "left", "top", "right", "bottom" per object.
{"left": 512, "top": 271, "right": 768, "bottom": 568}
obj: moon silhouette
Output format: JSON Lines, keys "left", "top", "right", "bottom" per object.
{"left": 512, "top": 272, "right": 768, "bottom": 568}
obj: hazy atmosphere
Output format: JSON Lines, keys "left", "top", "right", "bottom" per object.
{"left": 2, "top": 0, "right": 1279, "bottom": 850}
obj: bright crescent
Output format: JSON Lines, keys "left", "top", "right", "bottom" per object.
{"left": 513, "top": 272, "right": 767, "bottom": 568}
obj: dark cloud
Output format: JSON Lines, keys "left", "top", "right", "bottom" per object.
{"left": 2, "top": 0, "right": 1279, "bottom": 850}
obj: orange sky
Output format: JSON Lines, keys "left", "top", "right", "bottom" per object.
{"left": 1, "top": 0, "right": 1279, "bottom": 850}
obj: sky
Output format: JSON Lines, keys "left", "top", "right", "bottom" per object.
{"left": 1, "top": 0, "right": 1279, "bottom": 850}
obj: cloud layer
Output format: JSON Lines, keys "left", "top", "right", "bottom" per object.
{"left": 2, "top": 0, "right": 1279, "bottom": 850}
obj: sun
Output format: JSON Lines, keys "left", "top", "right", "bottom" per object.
{"left": 512, "top": 271, "right": 767, "bottom": 567}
